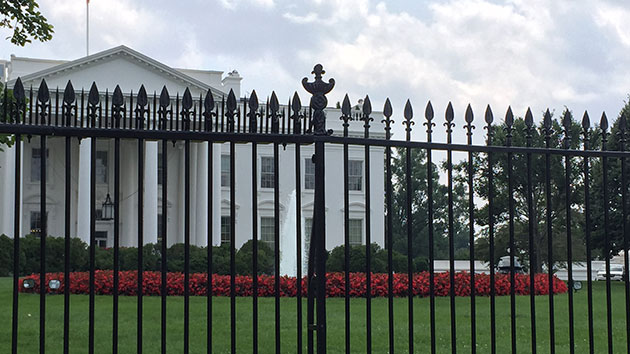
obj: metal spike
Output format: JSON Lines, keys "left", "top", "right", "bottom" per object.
{"left": 543, "top": 109, "right": 552, "bottom": 129}
{"left": 292, "top": 92, "right": 301, "bottom": 113}
{"left": 249, "top": 90, "right": 259, "bottom": 111}
{"left": 484, "top": 105, "right": 493, "bottom": 124}
{"left": 362, "top": 95, "right": 372, "bottom": 116}
{"left": 112, "top": 85, "right": 124, "bottom": 106}
{"left": 445, "top": 102, "right": 454, "bottom": 122}
{"left": 465, "top": 104, "right": 473, "bottom": 124}
{"left": 204, "top": 90, "right": 215, "bottom": 111}
{"left": 270, "top": 91, "right": 279, "bottom": 113}
{"left": 63, "top": 81, "right": 75, "bottom": 104}
{"left": 600, "top": 112, "right": 608, "bottom": 131}
{"left": 341, "top": 94, "right": 351, "bottom": 117}
{"left": 227, "top": 89, "right": 237, "bottom": 112}
{"left": 404, "top": 100, "right": 413, "bottom": 120}
{"left": 562, "top": 110, "right": 572, "bottom": 130}
{"left": 88, "top": 82, "right": 99, "bottom": 105}
{"left": 425, "top": 101, "right": 434, "bottom": 120}
{"left": 582, "top": 111, "right": 590, "bottom": 130}
{"left": 505, "top": 106, "right": 514, "bottom": 127}
{"left": 182, "top": 88, "right": 193, "bottom": 110}
{"left": 137, "top": 85, "right": 148, "bottom": 107}
{"left": 383, "top": 98, "right": 393, "bottom": 118}
{"left": 524, "top": 108, "right": 533, "bottom": 128}
{"left": 37, "top": 79, "right": 49, "bottom": 103}
{"left": 159, "top": 86, "right": 170, "bottom": 107}
{"left": 13, "top": 77, "right": 25, "bottom": 104}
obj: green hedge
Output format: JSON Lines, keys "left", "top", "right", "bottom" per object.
{"left": 326, "top": 243, "right": 428, "bottom": 273}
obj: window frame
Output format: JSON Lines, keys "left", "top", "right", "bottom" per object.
{"left": 347, "top": 160, "right": 363, "bottom": 191}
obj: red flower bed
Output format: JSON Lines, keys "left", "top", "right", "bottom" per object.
{"left": 19, "top": 271, "right": 567, "bottom": 297}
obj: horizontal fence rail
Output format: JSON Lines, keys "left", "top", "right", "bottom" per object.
{"left": 1, "top": 65, "right": 630, "bottom": 354}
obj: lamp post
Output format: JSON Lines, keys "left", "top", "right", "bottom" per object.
{"left": 101, "top": 193, "right": 114, "bottom": 220}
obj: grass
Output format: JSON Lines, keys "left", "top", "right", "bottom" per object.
{"left": 0, "top": 277, "right": 628, "bottom": 353}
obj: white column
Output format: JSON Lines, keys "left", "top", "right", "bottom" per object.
{"left": 144, "top": 141, "right": 158, "bottom": 245}
{"left": 195, "top": 142, "right": 208, "bottom": 246}
{"left": 177, "top": 144, "right": 185, "bottom": 244}
{"left": 0, "top": 145, "right": 14, "bottom": 236}
{"left": 189, "top": 144, "right": 198, "bottom": 245}
{"left": 121, "top": 141, "right": 138, "bottom": 247}
{"left": 212, "top": 143, "right": 221, "bottom": 246}
{"left": 77, "top": 138, "right": 91, "bottom": 243}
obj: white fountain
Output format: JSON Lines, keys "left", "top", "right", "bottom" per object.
{"left": 279, "top": 190, "right": 308, "bottom": 277}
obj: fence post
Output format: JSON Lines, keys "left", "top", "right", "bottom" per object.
{"left": 303, "top": 64, "right": 334, "bottom": 354}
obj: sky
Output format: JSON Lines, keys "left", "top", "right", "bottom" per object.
{"left": 2, "top": 0, "right": 630, "bottom": 144}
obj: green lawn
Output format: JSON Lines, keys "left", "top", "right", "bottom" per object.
{"left": 0, "top": 277, "right": 628, "bottom": 353}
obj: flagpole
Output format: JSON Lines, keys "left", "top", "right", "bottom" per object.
{"left": 86, "top": 0, "right": 89, "bottom": 56}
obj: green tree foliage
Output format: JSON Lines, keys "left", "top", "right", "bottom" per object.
{"left": 326, "top": 243, "right": 415, "bottom": 273}
{"left": 0, "top": 83, "right": 17, "bottom": 150}
{"left": 1, "top": 0, "right": 53, "bottom": 46}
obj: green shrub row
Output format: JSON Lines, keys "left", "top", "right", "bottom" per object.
{"left": 0, "top": 234, "right": 427, "bottom": 277}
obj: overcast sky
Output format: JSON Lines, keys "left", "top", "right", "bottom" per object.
{"left": 2, "top": 0, "right": 630, "bottom": 143}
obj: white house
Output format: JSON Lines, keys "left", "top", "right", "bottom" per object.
{"left": 0, "top": 45, "right": 385, "bottom": 254}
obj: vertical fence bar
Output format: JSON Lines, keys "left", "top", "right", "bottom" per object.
{"left": 505, "top": 108, "right": 516, "bottom": 354}
{"left": 137, "top": 137, "right": 144, "bottom": 354}
{"left": 89, "top": 136, "right": 96, "bottom": 354}
{"left": 113, "top": 137, "right": 121, "bottom": 354}
{"left": 63, "top": 135, "right": 71, "bottom": 354}
{"left": 600, "top": 113, "right": 613, "bottom": 354}
{"left": 525, "top": 108, "right": 537, "bottom": 354}
{"left": 161, "top": 141, "right": 168, "bottom": 354}
{"left": 274, "top": 140, "right": 281, "bottom": 354}
{"left": 207, "top": 141, "right": 213, "bottom": 354}
{"left": 230, "top": 140, "right": 236, "bottom": 354}
{"left": 562, "top": 111, "right": 575, "bottom": 354}
{"left": 425, "top": 102, "right": 436, "bottom": 354}
{"left": 445, "top": 103, "right": 457, "bottom": 354}
{"left": 340, "top": 95, "right": 351, "bottom": 354}
{"left": 252, "top": 139, "right": 259, "bottom": 354}
{"left": 484, "top": 106, "right": 496, "bottom": 354}
{"left": 184, "top": 139, "right": 191, "bottom": 354}
{"left": 619, "top": 114, "right": 630, "bottom": 354}
{"left": 295, "top": 134, "right": 303, "bottom": 354}
{"left": 384, "top": 98, "right": 394, "bottom": 354}
{"left": 362, "top": 97, "right": 373, "bottom": 354}
{"left": 543, "top": 110, "right": 555, "bottom": 354}
{"left": 403, "top": 100, "right": 414, "bottom": 354}
{"left": 465, "top": 105, "right": 476, "bottom": 354}
{"left": 582, "top": 112, "right": 594, "bottom": 354}
{"left": 11, "top": 133, "right": 21, "bottom": 354}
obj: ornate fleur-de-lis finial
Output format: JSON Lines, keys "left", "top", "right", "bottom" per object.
{"left": 600, "top": 112, "right": 609, "bottom": 148}
{"left": 524, "top": 107, "right": 534, "bottom": 144}
{"left": 425, "top": 101, "right": 435, "bottom": 142}
{"left": 582, "top": 111, "right": 590, "bottom": 150}
{"left": 87, "top": 82, "right": 100, "bottom": 128}
{"left": 248, "top": 90, "right": 260, "bottom": 133}
{"left": 37, "top": 79, "right": 50, "bottom": 125}
{"left": 339, "top": 94, "right": 351, "bottom": 136}
{"left": 13, "top": 77, "right": 25, "bottom": 106}
{"left": 382, "top": 98, "right": 394, "bottom": 140}
{"left": 62, "top": 80, "right": 75, "bottom": 126}
{"left": 504, "top": 106, "right": 514, "bottom": 146}
{"left": 291, "top": 92, "right": 303, "bottom": 134}
{"left": 361, "top": 95, "right": 374, "bottom": 137}
{"left": 484, "top": 105, "right": 494, "bottom": 145}
{"left": 617, "top": 113, "right": 627, "bottom": 150}
{"left": 270, "top": 91, "right": 280, "bottom": 134}
{"left": 226, "top": 88, "right": 237, "bottom": 133}
{"left": 543, "top": 108, "right": 553, "bottom": 140}
{"left": 111, "top": 85, "right": 124, "bottom": 129}
{"left": 180, "top": 87, "right": 193, "bottom": 131}
{"left": 302, "top": 64, "right": 335, "bottom": 135}
{"left": 203, "top": 90, "right": 216, "bottom": 132}
{"left": 136, "top": 85, "right": 149, "bottom": 130}
{"left": 464, "top": 104, "right": 474, "bottom": 143}
{"left": 158, "top": 86, "right": 171, "bottom": 130}
{"left": 444, "top": 102, "right": 454, "bottom": 143}
{"left": 562, "top": 110, "right": 573, "bottom": 149}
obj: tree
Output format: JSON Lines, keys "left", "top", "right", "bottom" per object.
{"left": 457, "top": 109, "right": 587, "bottom": 273}
{"left": 1, "top": 0, "right": 53, "bottom": 46}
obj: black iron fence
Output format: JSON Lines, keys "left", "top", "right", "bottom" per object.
{"left": 1, "top": 64, "right": 630, "bottom": 354}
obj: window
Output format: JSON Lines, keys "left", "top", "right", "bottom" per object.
{"left": 96, "top": 151, "right": 108, "bottom": 184}
{"left": 304, "top": 158, "right": 315, "bottom": 190}
{"left": 304, "top": 218, "right": 313, "bottom": 252}
{"left": 261, "top": 156, "right": 274, "bottom": 188}
{"left": 348, "top": 160, "right": 363, "bottom": 191}
{"left": 221, "top": 155, "right": 230, "bottom": 187}
{"left": 260, "top": 217, "right": 275, "bottom": 247}
{"left": 157, "top": 152, "right": 163, "bottom": 186}
{"left": 95, "top": 231, "right": 108, "bottom": 248}
{"left": 30, "top": 148, "right": 48, "bottom": 182}
{"left": 221, "top": 216, "right": 231, "bottom": 245}
{"left": 30, "top": 211, "right": 47, "bottom": 236}
{"left": 349, "top": 219, "right": 363, "bottom": 245}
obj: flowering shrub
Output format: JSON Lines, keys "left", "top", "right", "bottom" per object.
{"left": 19, "top": 271, "right": 567, "bottom": 297}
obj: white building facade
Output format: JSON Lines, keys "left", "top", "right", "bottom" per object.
{"left": 0, "top": 46, "right": 385, "bottom": 252}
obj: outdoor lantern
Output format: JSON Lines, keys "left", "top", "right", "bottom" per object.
{"left": 23, "top": 279, "right": 34, "bottom": 289}
{"left": 101, "top": 193, "right": 114, "bottom": 220}
{"left": 49, "top": 279, "right": 61, "bottom": 290}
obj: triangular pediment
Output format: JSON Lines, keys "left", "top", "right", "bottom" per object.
{"left": 8, "top": 45, "right": 225, "bottom": 98}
